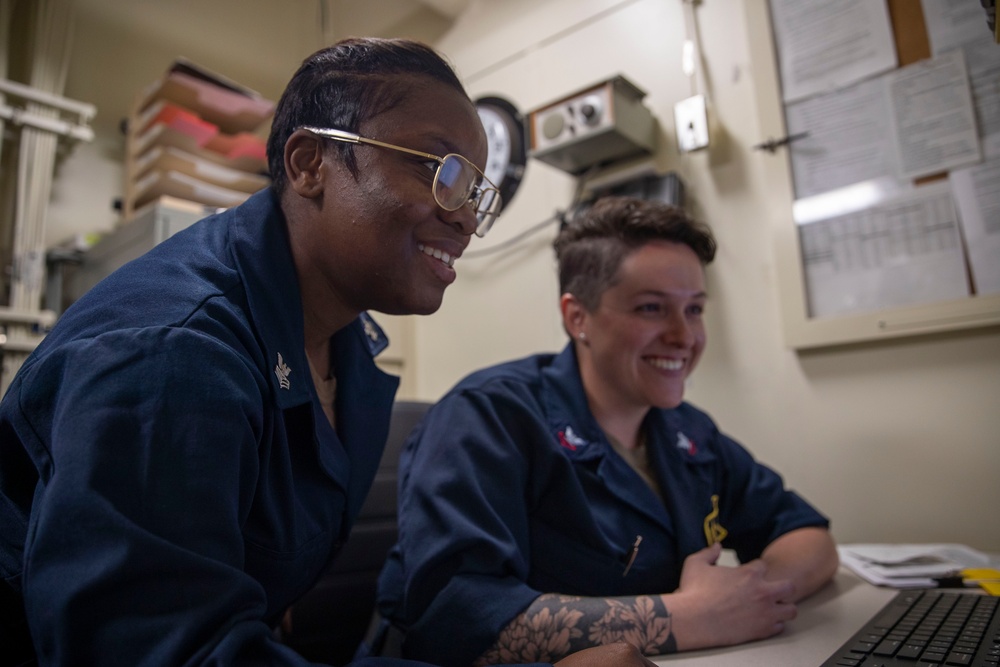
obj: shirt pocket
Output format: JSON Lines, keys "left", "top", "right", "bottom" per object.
{"left": 527, "top": 520, "right": 638, "bottom": 597}
{"left": 527, "top": 518, "right": 681, "bottom": 597}
{"left": 243, "top": 528, "right": 335, "bottom": 623}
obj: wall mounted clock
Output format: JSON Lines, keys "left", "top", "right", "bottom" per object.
{"left": 475, "top": 95, "right": 527, "bottom": 213}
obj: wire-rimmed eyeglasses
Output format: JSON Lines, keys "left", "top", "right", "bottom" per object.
{"left": 300, "top": 126, "right": 502, "bottom": 238}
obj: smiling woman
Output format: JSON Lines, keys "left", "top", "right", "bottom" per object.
{"left": 0, "top": 33, "right": 658, "bottom": 667}
{"left": 566, "top": 239, "right": 708, "bottom": 438}
{"left": 278, "top": 71, "right": 488, "bottom": 327}
{"left": 371, "top": 195, "right": 839, "bottom": 666}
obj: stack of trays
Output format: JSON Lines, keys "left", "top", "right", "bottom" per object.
{"left": 124, "top": 59, "right": 275, "bottom": 218}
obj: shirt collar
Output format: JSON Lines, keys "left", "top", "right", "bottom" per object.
{"left": 540, "top": 343, "right": 607, "bottom": 462}
{"left": 540, "top": 342, "right": 715, "bottom": 465}
{"left": 226, "top": 189, "right": 391, "bottom": 408}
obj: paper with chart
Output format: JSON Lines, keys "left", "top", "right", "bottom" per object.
{"left": 798, "top": 182, "right": 970, "bottom": 318}
{"left": 768, "top": 0, "right": 897, "bottom": 104}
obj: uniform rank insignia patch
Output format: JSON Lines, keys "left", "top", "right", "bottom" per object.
{"left": 275, "top": 353, "right": 292, "bottom": 390}
{"left": 676, "top": 431, "right": 697, "bottom": 455}
{"left": 557, "top": 425, "right": 587, "bottom": 451}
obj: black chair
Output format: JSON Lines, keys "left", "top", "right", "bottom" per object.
{"left": 280, "top": 400, "right": 430, "bottom": 664}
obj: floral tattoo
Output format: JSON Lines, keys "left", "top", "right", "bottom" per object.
{"left": 474, "top": 593, "right": 675, "bottom": 665}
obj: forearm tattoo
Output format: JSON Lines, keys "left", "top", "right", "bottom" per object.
{"left": 473, "top": 593, "right": 676, "bottom": 665}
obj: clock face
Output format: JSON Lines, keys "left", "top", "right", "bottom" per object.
{"left": 478, "top": 106, "right": 513, "bottom": 189}
{"left": 474, "top": 96, "right": 527, "bottom": 213}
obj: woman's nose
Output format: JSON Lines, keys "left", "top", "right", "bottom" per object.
{"left": 662, "top": 312, "right": 695, "bottom": 347}
{"left": 439, "top": 200, "right": 478, "bottom": 236}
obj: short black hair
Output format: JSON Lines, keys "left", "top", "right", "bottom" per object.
{"left": 266, "top": 37, "right": 469, "bottom": 195}
{"left": 553, "top": 196, "right": 717, "bottom": 310}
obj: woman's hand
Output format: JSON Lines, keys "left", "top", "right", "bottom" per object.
{"left": 666, "top": 542, "right": 798, "bottom": 650}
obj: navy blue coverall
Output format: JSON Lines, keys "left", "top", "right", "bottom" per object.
{"left": 375, "top": 345, "right": 830, "bottom": 666}
{"left": 0, "top": 189, "right": 410, "bottom": 665}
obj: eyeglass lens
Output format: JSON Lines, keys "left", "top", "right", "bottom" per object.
{"left": 434, "top": 156, "right": 473, "bottom": 210}
{"left": 433, "top": 155, "right": 500, "bottom": 236}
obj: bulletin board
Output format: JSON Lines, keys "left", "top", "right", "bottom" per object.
{"left": 746, "top": 0, "right": 1000, "bottom": 350}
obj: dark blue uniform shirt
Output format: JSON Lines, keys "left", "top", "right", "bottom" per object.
{"left": 376, "top": 344, "right": 829, "bottom": 666}
{"left": 0, "top": 189, "right": 406, "bottom": 664}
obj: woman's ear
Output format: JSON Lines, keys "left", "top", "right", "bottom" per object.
{"left": 284, "top": 130, "right": 326, "bottom": 199}
{"left": 560, "top": 293, "right": 588, "bottom": 342}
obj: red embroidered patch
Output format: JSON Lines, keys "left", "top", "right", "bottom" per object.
{"left": 557, "top": 431, "right": 577, "bottom": 451}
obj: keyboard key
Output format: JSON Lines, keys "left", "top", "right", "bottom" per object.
{"left": 873, "top": 640, "right": 902, "bottom": 656}
{"left": 896, "top": 644, "right": 923, "bottom": 659}
{"left": 850, "top": 641, "right": 876, "bottom": 654}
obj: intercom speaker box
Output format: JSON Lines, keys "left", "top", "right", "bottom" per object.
{"left": 527, "top": 75, "right": 657, "bottom": 174}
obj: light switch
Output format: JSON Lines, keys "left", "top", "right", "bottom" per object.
{"left": 674, "top": 94, "right": 709, "bottom": 152}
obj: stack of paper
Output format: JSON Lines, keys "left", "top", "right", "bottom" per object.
{"left": 839, "top": 543, "right": 993, "bottom": 588}
{"left": 125, "top": 58, "right": 274, "bottom": 218}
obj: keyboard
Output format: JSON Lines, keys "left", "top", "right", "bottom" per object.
{"left": 821, "top": 589, "right": 1000, "bottom": 667}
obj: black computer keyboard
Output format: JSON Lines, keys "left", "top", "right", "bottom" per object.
{"left": 821, "top": 589, "right": 1000, "bottom": 666}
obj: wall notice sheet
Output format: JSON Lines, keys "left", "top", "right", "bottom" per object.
{"left": 768, "top": 0, "right": 897, "bottom": 104}
{"left": 921, "top": 0, "right": 1000, "bottom": 159}
{"left": 799, "top": 181, "right": 970, "bottom": 318}
{"left": 786, "top": 77, "right": 894, "bottom": 200}
{"left": 951, "top": 157, "right": 1000, "bottom": 296}
{"left": 886, "top": 49, "right": 982, "bottom": 180}
{"left": 787, "top": 50, "right": 981, "bottom": 200}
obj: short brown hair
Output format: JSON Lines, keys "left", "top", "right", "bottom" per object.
{"left": 553, "top": 196, "right": 716, "bottom": 310}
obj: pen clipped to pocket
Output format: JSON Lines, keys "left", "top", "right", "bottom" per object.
{"left": 622, "top": 535, "right": 642, "bottom": 577}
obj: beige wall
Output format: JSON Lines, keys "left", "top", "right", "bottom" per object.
{"left": 411, "top": 0, "right": 1000, "bottom": 552}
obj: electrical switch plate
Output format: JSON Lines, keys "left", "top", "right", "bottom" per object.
{"left": 674, "top": 94, "right": 709, "bottom": 152}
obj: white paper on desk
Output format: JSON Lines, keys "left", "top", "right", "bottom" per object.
{"left": 951, "top": 157, "right": 1000, "bottom": 295}
{"left": 839, "top": 544, "right": 992, "bottom": 588}
{"left": 922, "top": 0, "right": 1000, "bottom": 159}
{"left": 768, "top": 0, "right": 897, "bottom": 104}
{"left": 886, "top": 50, "right": 982, "bottom": 180}
{"left": 798, "top": 181, "right": 970, "bottom": 318}
{"left": 786, "top": 77, "right": 897, "bottom": 200}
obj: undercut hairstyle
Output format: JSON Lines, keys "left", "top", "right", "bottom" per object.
{"left": 554, "top": 196, "right": 717, "bottom": 311}
{"left": 266, "top": 37, "right": 469, "bottom": 195}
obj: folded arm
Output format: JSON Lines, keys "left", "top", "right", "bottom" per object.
{"left": 759, "top": 526, "right": 839, "bottom": 601}
{"left": 476, "top": 540, "right": 815, "bottom": 662}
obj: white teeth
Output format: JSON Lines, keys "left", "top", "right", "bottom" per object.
{"left": 418, "top": 243, "right": 456, "bottom": 268}
{"left": 648, "top": 358, "right": 684, "bottom": 371}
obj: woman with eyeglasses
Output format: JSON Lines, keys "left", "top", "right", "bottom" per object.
{"left": 373, "top": 196, "right": 839, "bottom": 666}
{"left": 0, "top": 38, "right": 651, "bottom": 667}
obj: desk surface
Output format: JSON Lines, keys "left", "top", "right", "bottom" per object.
{"left": 652, "top": 567, "right": 900, "bottom": 666}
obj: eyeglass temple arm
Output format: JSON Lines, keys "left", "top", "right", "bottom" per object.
{"left": 300, "top": 125, "right": 498, "bottom": 192}
{"left": 301, "top": 126, "right": 361, "bottom": 143}
{"left": 300, "top": 126, "right": 441, "bottom": 162}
